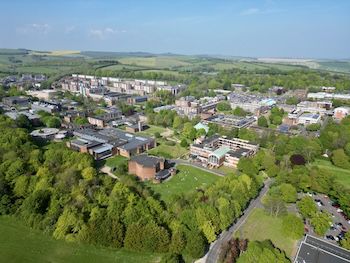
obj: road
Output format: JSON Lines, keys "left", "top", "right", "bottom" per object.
{"left": 204, "top": 178, "right": 272, "bottom": 263}
{"left": 99, "top": 166, "right": 119, "bottom": 180}
{"left": 171, "top": 159, "right": 226, "bottom": 177}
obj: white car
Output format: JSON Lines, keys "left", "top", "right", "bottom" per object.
{"left": 337, "top": 208, "right": 343, "bottom": 213}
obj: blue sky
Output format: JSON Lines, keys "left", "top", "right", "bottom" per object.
{"left": 0, "top": 0, "right": 349, "bottom": 58}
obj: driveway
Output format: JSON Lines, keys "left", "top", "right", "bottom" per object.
{"left": 99, "top": 166, "right": 119, "bottom": 180}
{"left": 171, "top": 159, "right": 226, "bottom": 177}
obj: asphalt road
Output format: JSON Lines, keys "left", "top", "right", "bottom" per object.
{"left": 171, "top": 159, "right": 226, "bottom": 176}
{"left": 205, "top": 178, "right": 272, "bottom": 263}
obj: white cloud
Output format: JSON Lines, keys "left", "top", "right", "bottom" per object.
{"left": 88, "top": 27, "right": 126, "bottom": 40}
{"left": 16, "top": 23, "right": 51, "bottom": 34}
{"left": 240, "top": 8, "right": 260, "bottom": 16}
{"left": 65, "top": 25, "right": 76, "bottom": 34}
{"left": 240, "top": 7, "right": 285, "bottom": 16}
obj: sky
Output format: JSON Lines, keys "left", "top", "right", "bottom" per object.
{"left": 0, "top": 0, "right": 349, "bottom": 58}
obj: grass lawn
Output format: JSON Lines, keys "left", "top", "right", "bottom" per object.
{"left": 312, "top": 159, "right": 350, "bottom": 188}
{"left": 145, "top": 164, "right": 221, "bottom": 203}
{"left": 0, "top": 216, "right": 161, "bottom": 263}
{"left": 137, "top": 125, "right": 168, "bottom": 137}
{"left": 105, "top": 155, "right": 128, "bottom": 168}
{"left": 148, "top": 141, "right": 188, "bottom": 159}
{"left": 215, "top": 165, "right": 236, "bottom": 176}
{"left": 234, "top": 208, "right": 297, "bottom": 257}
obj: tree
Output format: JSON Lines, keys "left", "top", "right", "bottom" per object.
{"left": 154, "top": 132, "right": 161, "bottom": 138}
{"left": 237, "top": 158, "right": 258, "bottom": 176}
{"left": 16, "top": 114, "right": 32, "bottom": 129}
{"left": 310, "top": 212, "right": 332, "bottom": 236}
{"left": 332, "top": 149, "right": 350, "bottom": 169}
{"left": 196, "top": 128, "right": 206, "bottom": 138}
{"left": 282, "top": 214, "right": 304, "bottom": 239}
{"left": 173, "top": 116, "right": 183, "bottom": 130}
{"left": 286, "top": 97, "right": 299, "bottom": 105}
{"left": 208, "top": 79, "right": 221, "bottom": 90}
{"left": 237, "top": 240, "right": 289, "bottom": 263}
{"left": 341, "top": 231, "right": 350, "bottom": 250}
{"left": 184, "top": 230, "right": 206, "bottom": 258}
{"left": 263, "top": 196, "right": 286, "bottom": 217}
{"left": 82, "top": 167, "right": 96, "bottom": 180}
{"left": 257, "top": 116, "right": 268, "bottom": 127}
{"left": 74, "top": 117, "right": 88, "bottom": 125}
{"left": 297, "top": 197, "right": 317, "bottom": 218}
{"left": 183, "top": 122, "right": 197, "bottom": 141}
{"left": 233, "top": 107, "right": 247, "bottom": 117}
{"left": 278, "top": 183, "right": 297, "bottom": 203}
{"left": 217, "top": 101, "right": 231, "bottom": 112}
{"left": 272, "top": 115, "right": 282, "bottom": 125}
{"left": 180, "top": 139, "right": 188, "bottom": 148}
{"left": 160, "top": 254, "right": 182, "bottom": 263}
{"left": 306, "top": 123, "right": 321, "bottom": 132}
{"left": 46, "top": 117, "right": 61, "bottom": 128}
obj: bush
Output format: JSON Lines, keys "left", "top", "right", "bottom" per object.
{"left": 180, "top": 139, "right": 188, "bottom": 148}
{"left": 154, "top": 132, "right": 162, "bottom": 138}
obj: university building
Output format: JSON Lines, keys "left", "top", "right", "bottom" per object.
{"left": 190, "top": 135, "right": 258, "bottom": 168}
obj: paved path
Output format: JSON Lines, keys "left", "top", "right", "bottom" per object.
{"left": 204, "top": 178, "right": 272, "bottom": 263}
{"left": 171, "top": 159, "right": 226, "bottom": 177}
{"left": 99, "top": 166, "right": 119, "bottom": 180}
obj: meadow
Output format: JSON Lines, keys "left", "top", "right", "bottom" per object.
{"left": 234, "top": 208, "right": 297, "bottom": 257}
{"left": 0, "top": 216, "right": 160, "bottom": 263}
{"left": 145, "top": 164, "right": 221, "bottom": 203}
{"left": 312, "top": 159, "right": 350, "bottom": 188}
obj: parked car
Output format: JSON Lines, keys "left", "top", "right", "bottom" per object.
{"left": 326, "top": 235, "right": 335, "bottom": 240}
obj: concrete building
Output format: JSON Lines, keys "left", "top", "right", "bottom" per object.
{"left": 31, "top": 101, "right": 61, "bottom": 113}
{"left": 190, "top": 135, "right": 258, "bottom": 168}
{"left": 67, "top": 128, "right": 155, "bottom": 160}
{"left": 334, "top": 107, "right": 350, "bottom": 120}
{"left": 2, "top": 96, "right": 30, "bottom": 108}
{"left": 127, "top": 96, "right": 148, "bottom": 104}
{"left": 296, "top": 101, "right": 332, "bottom": 116}
{"left": 4, "top": 110, "right": 40, "bottom": 125}
{"left": 128, "top": 154, "right": 175, "bottom": 181}
{"left": 297, "top": 113, "right": 321, "bottom": 125}
{"left": 203, "top": 114, "right": 256, "bottom": 129}
{"left": 30, "top": 128, "right": 62, "bottom": 140}
{"left": 88, "top": 110, "right": 122, "bottom": 128}
{"left": 307, "top": 92, "right": 350, "bottom": 101}
{"left": 227, "top": 93, "right": 276, "bottom": 115}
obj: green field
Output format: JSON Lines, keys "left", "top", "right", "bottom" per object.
{"left": 148, "top": 141, "right": 188, "bottom": 159}
{"left": 118, "top": 56, "right": 192, "bottom": 68}
{"left": 0, "top": 216, "right": 160, "bottom": 263}
{"left": 105, "top": 155, "right": 128, "bottom": 169}
{"left": 234, "top": 208, "right": 297, "bottom": 257}
{"left": 137, "top": 125, "right": 168, "bottom": 137}
{"left": 145, "top": 164, "right": 221, "bottom": 203}
{"left": 312, "top": 159, "right": 350, "bottom": 188}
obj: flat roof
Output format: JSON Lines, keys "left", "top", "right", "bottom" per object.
{"left": 295, "top": 235, "right": 350, "bottom": 263}
{"left": 211, "top": 146, "right": 231, "bottom": 159}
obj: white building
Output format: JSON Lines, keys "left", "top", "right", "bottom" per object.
{"left": 297, "top": 113, "right": 321, "bottom": 125}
